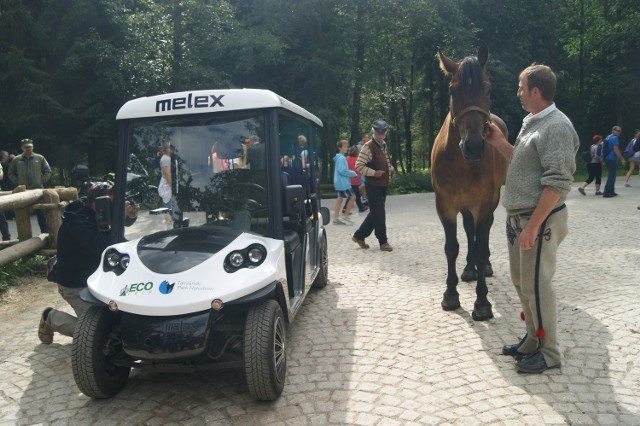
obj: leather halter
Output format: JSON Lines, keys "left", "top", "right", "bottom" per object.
{"left": 451, "top": 106, "right": 492, "bottom": 128}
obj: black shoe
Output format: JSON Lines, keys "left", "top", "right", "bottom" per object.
{"left": 515, "top": 350, "right": 560, "bottom": 374}
{"left": 502, "top": 335, "right": 528, "bottom": 359}
{"left": 603, "top": 194, "right": 613, "bottom": 198}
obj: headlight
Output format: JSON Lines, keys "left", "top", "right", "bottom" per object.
{"left": 248, "top": 247, "right": 264, "bottom": 264}
{"left": 103, "top": 249, "right": 129, "bottom": 276}
{"left": 224, "top": 244, "right": 266, "bottom": 273}
{"left": 229, "top": 251, "right": 245, "bottom": 268}
{"left": 106, "top": 252, "right": 121, "bottom": 268}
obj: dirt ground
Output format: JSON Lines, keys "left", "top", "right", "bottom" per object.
{"left": 0, "top": 275, "right": 56, "bottom": 315}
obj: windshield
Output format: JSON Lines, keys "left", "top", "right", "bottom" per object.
{"left": 123, "top": 112, "right": 269, "bottom": 241}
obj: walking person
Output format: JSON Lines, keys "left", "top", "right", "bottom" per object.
{"left": 345, "top": 145, "right": 368, "bottom": 213}
{"left": 157, "top": 142, "right": 182, "bottom": 226}
{"left": 8, "top": 138, "right": 52, "bottom": 232}
{"left": 352, "top": 119, "right": 394, "bottom": 251}
{"left": 577, "top": 135, "right": 604, "bottom": 195}
{"left": 0, "top": 160, "right": 10, "bottom": 240}
{"left": 623, "top": 129, "right": 640, "bottom": 187}
{"left": 484, "top": 64, "right": 579, "bottom": 373}
{"left": 1, "top": 151, "right": 16, "bottom": 220}
{"left": 332, "top": 140, "right": 357, "bottom": 225}
{"left": 602, "top": 126, "right": 626, "bottom": 197}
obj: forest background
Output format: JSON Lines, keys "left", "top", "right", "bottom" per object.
{"left": 1, "top": 0, "right": 638, "bottom": 185}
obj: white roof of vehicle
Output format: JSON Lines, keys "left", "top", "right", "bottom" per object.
{"left": 116, "top": 88, "right": 323, "bottom": 126}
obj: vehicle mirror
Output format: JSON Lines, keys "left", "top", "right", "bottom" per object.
{"left": 320, "top": 207, "right": 330, "bottom": 226}
{"left": 284, "top": 185, "right": 305, "bottom": 216}
{"left": 95, "top": 196, "right": 112, "bottom": 232}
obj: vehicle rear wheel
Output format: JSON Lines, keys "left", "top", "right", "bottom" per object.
{"left": 71, "top": 306, "right": 130, "bottom": 399}
{"left": 244, "top": 299, "right": 286, "bottom": 400}
{"left": 312, "top": 234, "right": 328, "bottom": 289}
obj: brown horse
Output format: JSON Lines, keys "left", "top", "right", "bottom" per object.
{"left": 430, "top": 43, "right": 509, "bottom": 321}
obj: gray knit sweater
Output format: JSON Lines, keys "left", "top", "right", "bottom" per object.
{"left": 503, "top": 108, "right": 579, "bottom": 215}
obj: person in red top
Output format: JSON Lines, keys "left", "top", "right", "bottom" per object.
{"left": 345, "top": 145, "right": 368, "bottom": 213}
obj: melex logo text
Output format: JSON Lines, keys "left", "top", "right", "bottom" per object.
{"left": 156, "top": 93, "right": 225, "bottom": 112}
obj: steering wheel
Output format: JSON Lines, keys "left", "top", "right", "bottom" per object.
{"left": 219, "top": 182, "right": 267, "bottom": 214}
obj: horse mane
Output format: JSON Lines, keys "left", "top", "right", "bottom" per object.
{"left": 457, "top": 57, "right": 490, "bottom": 95}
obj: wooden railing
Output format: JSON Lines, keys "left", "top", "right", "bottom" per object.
{"left": 0, "top": 186, "right": 78, "bottom": 267}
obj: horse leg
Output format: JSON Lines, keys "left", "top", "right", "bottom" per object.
{"left": 471, "top": 214, "right": 493, "bottom": 321}
{"left": 484, "top": 214, "right": 495, "bottom": 277}
{"left": 460, "top": 211, "right": 477, "bottom": 282}
{"left": 440, "top": 219, "right": 461, "bottom": 311}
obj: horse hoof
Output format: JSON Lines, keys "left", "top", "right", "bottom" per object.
{"left": 485, "top": 264, "right": 494, "bottom": 277}
{"left": 441, "top": 293, "right": 460, "bottom": 311}
{"left": 472, "top": 303, "right": 494, "bottom": 321}
{"left": 461, "top": 268, "right": 477, "bottom": 282}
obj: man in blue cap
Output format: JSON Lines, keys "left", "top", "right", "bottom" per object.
{"left": 352, "top": 119, "right": 394, "bottom": 251}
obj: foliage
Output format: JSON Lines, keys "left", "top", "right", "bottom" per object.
{"left": 1, "top": 0, "right": 639, "bottom": 184}
{"left": 389, "top": 170, "right": 432, "bottom": 195}
{"left": 0, "top": 256, "right": 45, "bottom": 296}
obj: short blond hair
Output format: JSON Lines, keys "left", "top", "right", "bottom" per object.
{"left": 336, "top": 140, "right": 348, "bottom": 150}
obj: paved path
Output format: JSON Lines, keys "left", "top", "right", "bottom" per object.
{"left": 1, "top": 183, "right": 639, "bottom": 425}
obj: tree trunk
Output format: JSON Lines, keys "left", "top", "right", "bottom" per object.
{"left": 349, "top": 0, "right": 367, "bottom": 144}
{"left": 171, "top": 0, "right": 183, "bottom": 92}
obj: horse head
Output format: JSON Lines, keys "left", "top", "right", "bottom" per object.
{"left": 438, "top": 42, "right": 491, "bottom": 162}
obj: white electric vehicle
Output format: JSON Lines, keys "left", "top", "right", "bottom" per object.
{"left": 72, "top": 89, "right": 330, "bottom": 400}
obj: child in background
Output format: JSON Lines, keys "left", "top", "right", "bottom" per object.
{"left": 333, "top": 140, "right": 357, "bottom": 225}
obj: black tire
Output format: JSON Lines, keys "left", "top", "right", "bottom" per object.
{"left": 312, "top": 234, "right": 328, "bottom": 289}
{"left": 71, "top": 306, "right": 130, "bottom": 399}
{"left": 244, "top": 299, "right": 286, "bottom": 400}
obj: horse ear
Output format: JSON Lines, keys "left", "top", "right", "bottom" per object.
{"left": 477, "top": 41, "right": 488, "bottom": 68}
{"left": 437, "top": 49, "right": 458, "bottom": 77}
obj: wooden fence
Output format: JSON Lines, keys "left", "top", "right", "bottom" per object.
{"left": 0, "top": 186, "right": 78, "bottom": 267}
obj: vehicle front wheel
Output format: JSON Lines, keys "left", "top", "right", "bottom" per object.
{"left": 71, "top": 306, "right": 131, "bottom": 399}
{"left": 244, "top": 299, "right": 286, "bottom": 400}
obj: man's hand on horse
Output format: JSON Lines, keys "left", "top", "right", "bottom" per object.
{"left": 483, "top": 122, "right": 512, "bottom": 160}
{"left": 482, "top": 122, "right": 505, "bottom": 146}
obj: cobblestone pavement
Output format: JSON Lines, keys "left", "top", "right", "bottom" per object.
{"left": 1, "top": 183, "right": 639, "bottom": 425}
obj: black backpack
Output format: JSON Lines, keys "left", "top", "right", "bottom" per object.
{"left": 46, "top": 255, "right": 58, "bottom": 283}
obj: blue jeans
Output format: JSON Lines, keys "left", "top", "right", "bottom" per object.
{"left": 603, "top": 159, "right": 618, "bottom": 195}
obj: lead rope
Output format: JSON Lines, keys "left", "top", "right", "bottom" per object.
{"left": 532, "top": 204, "right": 566, "bottom": 344}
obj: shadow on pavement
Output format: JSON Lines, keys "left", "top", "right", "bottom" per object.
{"left": 15, "top": 282, "right": 357, "bottom": 424}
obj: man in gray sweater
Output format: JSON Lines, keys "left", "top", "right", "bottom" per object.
{"left": 484, "top": 64, "right": 579, "bottom": 374}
